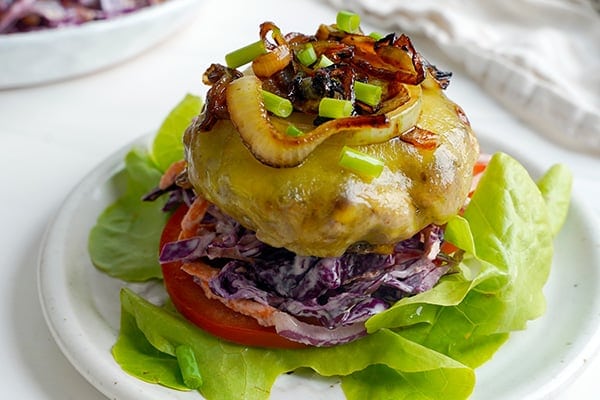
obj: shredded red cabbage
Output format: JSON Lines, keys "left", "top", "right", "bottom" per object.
{"left": 0, "top": 0, "right": 165, "bottom": 34}
{"left": 160, "top": 204, "right": 455, "bottom": 332}
{"left": 272, "top": 311, "right": 368, "bottom": 347}
{"left": 142, "top": 182, "right": 195, "bottom": 212}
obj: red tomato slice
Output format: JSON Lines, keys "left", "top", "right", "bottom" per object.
{"left": 473, "top": 159, "right": 488, "bottom": 175}
{"left": 441, "top": 157, "right": 490, "bottom": 256}
{"left": 159, "top": 205, "right": 306, "bottom": 349}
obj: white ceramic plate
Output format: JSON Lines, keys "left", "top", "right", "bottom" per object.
{"left": 38, "top": 134, "right": 600, "bottom": 400}
{"left": 0, "top": 0, "right": 203, "bottom": 89}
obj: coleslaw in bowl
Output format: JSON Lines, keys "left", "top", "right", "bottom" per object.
{"left": 0, "top": 0, "right": 202, "bottom": 88}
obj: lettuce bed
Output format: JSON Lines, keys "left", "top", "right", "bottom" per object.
{"left": 89, "top": 95, "right": 572, "bottom": 400}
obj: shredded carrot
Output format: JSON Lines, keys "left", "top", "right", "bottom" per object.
{"left": 179, "top": 197, "right": 209, "bottom": 239}
{"left": 159, "top": 160, "right": 187, "bottom": 190}
{"left": 182, "top": 262, "right": 278, "bottom": 327}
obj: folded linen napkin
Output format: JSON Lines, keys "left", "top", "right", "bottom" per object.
{"left": 327, "top": 0, "right": 600, "bottom": 155}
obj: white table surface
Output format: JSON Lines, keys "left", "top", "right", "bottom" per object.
{"left": 0, "top": 0, "right": 598, "bottom": 399}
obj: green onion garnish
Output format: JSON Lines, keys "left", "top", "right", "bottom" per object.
{"left": 225, "top": 40, "right": 267, "bottom": 69}
{"left": 339, "top": 146, "right": 385, "bottom": 179}
{"left": 315, "top": 55, "right": 334, "bottom": 69}
{"left": 175, "top": 345, "right": 203, "bottom": 389}
{"left": 262, "top": 90, "right": 293, "bottom": 118}
{"left": 336, "top": 10, "right": 361, "bottom": 33}
{"left": 369, "top": 31, "right": 384, "bottom": 40}
{"left": 286, "top": 124, "right": 304, "bottom": 137}
{"left": 354, "top": 81, "right": 382, "bottom": 107}
{"left": 296, "top": 43, "right": 318, "bottom": 66}
{"left": 318, "top": 97, "right": 353, "bottom": 119}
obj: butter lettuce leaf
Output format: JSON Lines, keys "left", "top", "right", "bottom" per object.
{"left": 113, "top": 296, "right": 190, "bottom": 391}
{"left": 537, "top": 164, "right": 573, "bottom": 237}
{"left": 151, "top": 94, "right": 203, "bottom": 172}
{"left": 116, "top": 288, "right": 475, "bottom": 400}
{"left": 366, "top": 152, "right": 571, "bottom": 369}
{"left": 88, "top": 94, "right": 202, "bottom": 281}
{"left": 88, "top": 149, "right": 168, "bottom": 281}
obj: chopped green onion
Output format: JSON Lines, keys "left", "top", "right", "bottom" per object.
{"left": 286, "top": 124, "right": 304, "bottom": 137}
{"left": 175, "top": 345, "right": 203, "bottom": 389}
{"left": 369, "top": 31, "right": 384, "bottom": 40}
{"left": 354, "top": 81, "right": 382, "bottom": 107}
{"left": 339, "top": 146, "right": 385, "bottom": 179}
{"left": 336, "top": 10, "right": 361, "bottom": 33}
{"left": 225, "top": 40, "right": 267, "bottom": 69}
{"left": 262, "top": 90, "right": 293, "bottom": 118}
{"left": 318, "top": 97, "right": 353, "bottom": 119}
{"left": 315, "top": 55, "right": 334, "bottom": 69}
{"left": 296, "top": 43, "right": 318, "bottom": 66}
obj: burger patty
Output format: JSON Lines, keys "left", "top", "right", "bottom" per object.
{"left": 184, "top": 76, "right": 478, "bottom": 257}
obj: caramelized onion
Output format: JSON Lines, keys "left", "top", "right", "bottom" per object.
{"left": 259, "top": 21, "right": 287, "bottom": 49}
{"left": 399, "top": 126, "right": 438, "bottom": 150}
{"left": 374, "top": 33, "right": 426, "bottom": 85}
{"left": 339, "top": 33, "right": 426, "bottom": 86}
{"left": 226, "top": 75, "right": 422, "bottom": 167}
{"left": 343, "top": 84, "right": 421, "bottom": 144}
{"left": 252, "top": 45, "right": 292, "bottom": 78}
{"left": 196, "top": 22, "right": 446, "bottom": 166}
{"left": 196, "top": 64, "right": 243, "bottom": 131}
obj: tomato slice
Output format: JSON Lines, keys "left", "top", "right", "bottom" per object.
{"left": 441, "top": 157, "right": 490, "bottom": 256}
{"left": 159, "top": 205, "right": 306, "bottom": 349}
{"left": 473, "top": 158, "right": 488, "bottom": 175}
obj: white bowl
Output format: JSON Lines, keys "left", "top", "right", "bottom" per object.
{"left": 0, "top": 0, "right": 203, "bottom": 89}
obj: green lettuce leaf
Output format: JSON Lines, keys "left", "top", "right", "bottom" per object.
{"left": 88, "top": 94, "right": 202, "bottom": 281}
{"left": 116, "top": 288, "right": 475, "bottom": 400}
{"left": 537, "top": 164, "right": 573, "bottom": 237}
{"left": 151, "top": 94, "right": 203, "bottom": 172}
{"left": 366, "top": 152, "right": 572, "bottom": 369}
{"left": 88, "top": 149, "right": 168, "bottom": 281}
{"left": 113, "top": 296, "right": 190, "bottom": 391}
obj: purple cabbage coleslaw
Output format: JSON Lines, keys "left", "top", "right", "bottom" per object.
{"left": 158, "top": 200, "right": 458, "bottom": 346}
{"left": 0, "top": 0, "right": 166, "bottom": 33}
